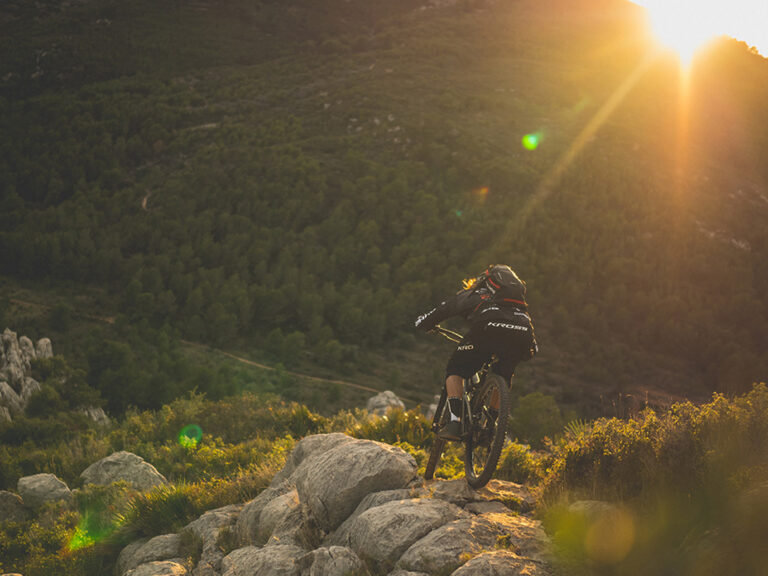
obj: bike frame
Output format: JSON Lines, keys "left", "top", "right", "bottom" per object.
{"left": 430, "top": 325, "right": 497, "bottom": 438}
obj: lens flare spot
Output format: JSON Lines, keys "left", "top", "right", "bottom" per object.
{"left": 179, "top": 424, "right": 203, "bottom": 448}
{"left": 522, "top": 133, "right": 541, "bottom": 150}
{"left": 455, "top": 209, "right": 463, "bottom": 218}
{"left": 473, "top": 186, "right": 489, "bottom": 201}
{"left": 68, "top": 525, "right": 95, "bottom": 551}
{"left": 584, "top": 507, "right": 636, "bottom": 565}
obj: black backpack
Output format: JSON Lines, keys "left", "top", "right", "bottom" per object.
{"left": 477, "top": 265, "right": 527, "bottom": 307}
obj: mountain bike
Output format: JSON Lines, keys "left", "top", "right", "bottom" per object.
{"left": 424, "top": 325, "right": 511, "bottom": 489}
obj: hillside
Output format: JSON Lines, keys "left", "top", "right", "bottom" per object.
{"left": 1, "top": 0, "right": 767, "bottom": 416}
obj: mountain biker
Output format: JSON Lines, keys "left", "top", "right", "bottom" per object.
{"left": 414, "top": 265, "right": 537, "bottom": 440}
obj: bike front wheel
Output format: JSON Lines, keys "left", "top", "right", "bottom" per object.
{"left": 464, "top": 374, "right": 510, "bottom": 489}
{"left": 424, "top": 389, "right": 448, "bottom": 480}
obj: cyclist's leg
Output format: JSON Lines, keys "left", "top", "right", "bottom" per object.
{"left": 441, "top": 332, "right": 489, "bottom": 438}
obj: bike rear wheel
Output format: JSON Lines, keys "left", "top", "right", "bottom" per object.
{"left": 464, "top": 374, "right": 510, "bottom": 489}
{"left": 424, "top": 390, "right": 447, "bottom": 480}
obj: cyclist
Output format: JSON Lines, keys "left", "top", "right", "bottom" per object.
{"left": 414, "top": 265, "right": 537, "bottom": 440}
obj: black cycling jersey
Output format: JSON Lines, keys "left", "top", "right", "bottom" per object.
{"left": 415, "top": 285, "right": 537, "bottom": 382}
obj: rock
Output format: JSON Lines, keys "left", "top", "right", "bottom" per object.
{"left": 80, "top": 451, "right": 169, "bottom": 491}
{"left": 366, "top": 391, "right": 406, "bottom": 416}
{"left": 0, "top": 405, "right": 10, "bottom": 422}
{"left": 267, "top": 499, "right": 320, "bottom": 550}
{"left": 344, "top": 498, "right": 468, "bottom": 572}
{"left": 476, "top": 480, "right": 536, "bottom": 514}
{"left": 327, "top": 488, "right": 415, "bottom": 546}
{"left": 0, "top": 490, "right": 29, "bottom": 523}
{"left": 124, "top": 561, "right": 188, "bottom": 576}
{"left": 271, "top": 433, "right": 356, "bottom": 486}
{"left": 235, "top": 434, "right": 357, "bottom": 545}
{"left": 221, "top": 544, "right": 304, "bottom": 576}
{"left": 80, "top": 406, "right": 111, "bottom": 426}
{"left": 478, "top": 512, "right": 551, "bottom": 562}
{"left": 295, "top": 439, "right": 418, "bottom": 533}
{"left": 427, "top": 478, "right": 477, "bottom": 506}
{"left": 18, "top": 336, "right": 35, "bottom": 368}
{"left": 465, "top": 501, "right": 511, "bottom": 515}
{"left": 387, "top": 571, "right": 429, "bottom": 576}
{"left": 450, "top": 550, "right": 551, "bottom": 575}
{"left": 20, "top": 377, "right": 41, "bottom": 405}
{"left": 397, "top": 517, "right": 504, "bottom": 574}
{"left": 256, "top": 488, "right": 300, "bottom": 545}
{"left": 183, "top": 504, "right": 241, "bottom": 575}
{"left": 17, "top": 473, "right": 72, "bottom": 508}
{"left": 0, "top": 381, "right": 23, "bottom": 414}
{"left": 117, "top": 534, "right": 183, "bottom": 575}
{"left": 235, "top": 482, "right": 294, "bottom": 544}
{"left": 36, "top": 337, "right": 53, "bottom": 359}
{"left": 298, "top": 546, "right": 368, "bottom": 576}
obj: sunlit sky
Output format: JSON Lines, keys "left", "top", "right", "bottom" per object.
{"left": 630, "top": 0, "right": 768, "bottom": 60}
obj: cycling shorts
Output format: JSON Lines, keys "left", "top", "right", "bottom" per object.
{"left": 445, "top": 320, "right": 533, "bottom": 382}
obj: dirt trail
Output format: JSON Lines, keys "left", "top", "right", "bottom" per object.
{"left": 181, "top": 340, "right": 381, "bottom": 394}
{"left": 8, "top": 297, "right": 381, "bottom": 396}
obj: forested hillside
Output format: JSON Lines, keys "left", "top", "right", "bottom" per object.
{"left": 1, "top": 0, "right": 767, "bottom": 416}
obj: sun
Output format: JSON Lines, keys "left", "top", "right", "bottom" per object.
{"left": 639, "top": 0, "right": 722, "bottom": 64}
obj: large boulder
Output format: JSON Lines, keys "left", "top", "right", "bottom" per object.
{"left": 124, "top": 561, "right": 188, "bottom": 576}
{"left": 271, "top": 433, "right": 356, "bottom": 486}
{"left": 117, "top": 534, "right": 183, "bottom": 576}
{"left": 298, "top": 546, "right": 368, "bottom": 576}
{"left": 342, "top": 498, "right": 468, "bottom": 573}
{"left": 80, "top": 451, "right": 169, "bottom": 491}
{"left": 221, "top": 544, "right": 304, "bottom": 576}
{"left": 366, "top": 391, "right": 405, "bottom": 416}
{"left": 17, "top": 473, "right": 72, "bottom": 509}
{"left": 0, "top": 490, "right": 29, "bottom": 523}
{"left": 295, "top": 439, "right": 418, "bottom": 533}
{"left": 450, "top": 550, "right": 551, "bottom": 575}
{"left": 327, "top": 488, "right": 415, "bottom": 546}
{"left": 397, "top": 517, "right": 507, "bottom": 574}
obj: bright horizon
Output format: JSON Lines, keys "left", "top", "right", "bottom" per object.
{"left": 630, "top": 0, "right": 768, "bottom": 60}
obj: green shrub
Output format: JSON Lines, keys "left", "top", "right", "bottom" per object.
{"left": 496, "top": 441, "right": 548, "bottom": 485}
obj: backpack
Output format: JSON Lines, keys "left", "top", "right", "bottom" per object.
{"left": 477, "top": 265, "right": 527, "bottom": 307}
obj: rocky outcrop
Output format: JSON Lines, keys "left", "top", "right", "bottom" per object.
{"left": 0, "top": 328, "right": 47, "bottom": 420}
{"left": 366, "top": 390, "right": 406, "bottom": 416}
{"left": 80, "top": 451, "right": 169, "bottom": 491}
{"left": 118, "top": 433, "right": 552, "bottom": 576}
{"left": 17, "top": 473, "right": 72, "bottom": 509}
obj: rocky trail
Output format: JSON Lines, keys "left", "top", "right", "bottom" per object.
{"left": 111, "top": 433, "right": 552, "bottom": 576}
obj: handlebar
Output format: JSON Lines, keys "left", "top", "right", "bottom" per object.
{"left": 430, "top": 325, "right": 464, "bottom": 343}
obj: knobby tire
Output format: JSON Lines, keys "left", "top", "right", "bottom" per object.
{"left": 464, "top": 374, "right": 510, "bottom": 489}
{"left": 424, "top": 389, "right": 447, "bottom": 480}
